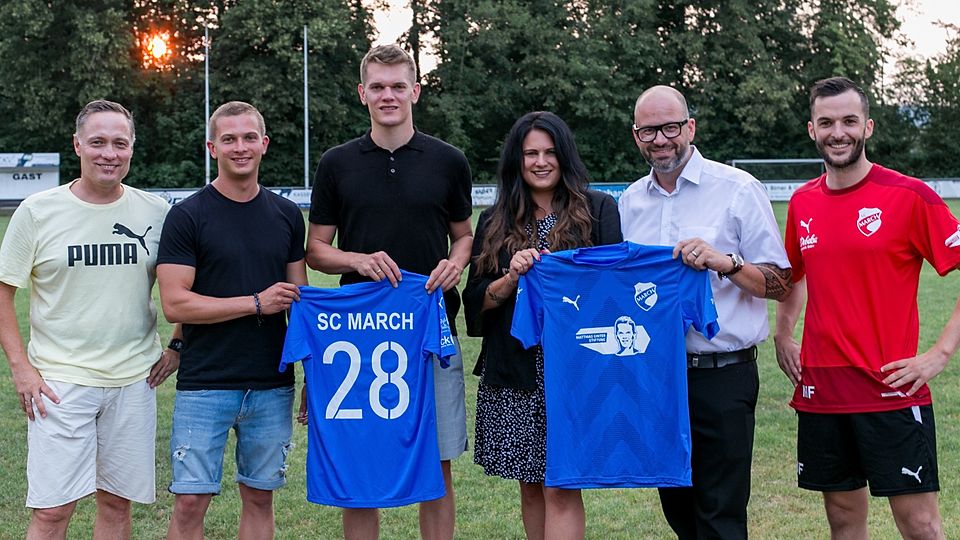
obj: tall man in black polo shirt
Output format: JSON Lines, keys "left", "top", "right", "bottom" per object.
{"left": 307, "top": 44, "right": 473, "bottom": 540}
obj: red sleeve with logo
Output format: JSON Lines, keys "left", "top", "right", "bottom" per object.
{"left": 786, "top": 165, "right": 960, "bottom": 413}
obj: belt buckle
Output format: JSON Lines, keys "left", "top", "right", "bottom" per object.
{"left": 690, "top": 355, "right": 700, "bottom": 368}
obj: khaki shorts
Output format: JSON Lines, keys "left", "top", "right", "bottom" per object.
{"left": 27, "top": 379, "right": 157, "bottom": 508}
{"left": 434, "top": 336, "right": 468, "bottom": 461}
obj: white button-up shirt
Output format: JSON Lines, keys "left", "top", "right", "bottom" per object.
{"left": 619, "top": 147, "right": 790, "bottom": 354}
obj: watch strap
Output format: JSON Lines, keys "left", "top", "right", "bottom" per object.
{"left": 717, "top": 253, "right": 744, "bottom": 279}
{"left": 167, "top": 338, "right": 185, "bottom": 353}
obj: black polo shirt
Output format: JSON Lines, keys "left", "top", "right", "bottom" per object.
{"left": 310, "top": 130, "right": 472, "bottom": 331}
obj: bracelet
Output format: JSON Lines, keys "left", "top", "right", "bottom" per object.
{"left": 252, "top": 292, "right": 263, "bottom": 326}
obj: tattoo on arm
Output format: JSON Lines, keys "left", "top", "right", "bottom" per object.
{"left": 487, "top": 286, "right": 507, "bottom": 305}
{"left": 756, "top": 263, "right": 793, "bottom": 301}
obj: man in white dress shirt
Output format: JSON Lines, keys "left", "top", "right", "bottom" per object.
{"left": 618, "top": 85, "right": 792, "bottom": 539}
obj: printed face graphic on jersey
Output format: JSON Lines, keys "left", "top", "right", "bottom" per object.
{"left": 576, "top": 314, "right": 650, "bottom": 356}
{"left": 614, "top": 316, "right": 641, "bottom": 356}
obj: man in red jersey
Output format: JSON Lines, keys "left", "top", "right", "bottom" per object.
{"left": 775, "top": 76, "right": 960, "bottom": 539}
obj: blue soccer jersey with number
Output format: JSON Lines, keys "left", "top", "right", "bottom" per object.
{"left": 280, "top": 271, "right": 457, "bottom": 508}
{"left": 512, "top": 242, "right": 719, "bottom": 489}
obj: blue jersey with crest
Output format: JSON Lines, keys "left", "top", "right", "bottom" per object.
{"left": 280, "top": 271, "right": 456, "bottom": 507}
{"left": 511, "top": 242, "right": 719, "bottom": 489}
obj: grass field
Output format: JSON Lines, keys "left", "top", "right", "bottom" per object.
{"left": 0, "top": 202, "right": 959, "bottom": 539}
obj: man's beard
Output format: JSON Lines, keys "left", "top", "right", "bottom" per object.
{"left": 643, "top": 142, "right": 688, "bottom": 174}
{"left": 815, "top": 134, "right": 865, "bottom": 169}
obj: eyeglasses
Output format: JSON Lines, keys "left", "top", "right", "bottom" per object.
{"left": 632, "top": 119, "right": 689, "bottom": 143}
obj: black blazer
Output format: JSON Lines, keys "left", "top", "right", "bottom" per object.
{"left": 462, "top": 190, "right": 623, "bottom": 390}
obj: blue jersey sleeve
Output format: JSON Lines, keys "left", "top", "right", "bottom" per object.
{"left": 425, "top": 289, "right": 456, "bottom": 368}
{"left": 510, "top": 266, "right": 545, "bottom": 349}
{"left": 279, "top": 289, "right": 313, "bottom": 372}
{"left": 679, "top": 269, "right": 720, "bottom": 340}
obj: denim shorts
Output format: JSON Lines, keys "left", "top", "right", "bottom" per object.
{"left": 168, "top": 386, "right": 294, "bottom": 494}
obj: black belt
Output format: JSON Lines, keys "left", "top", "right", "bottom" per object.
{"left": 687, "top": 346, "right": 757, "bottom": 369}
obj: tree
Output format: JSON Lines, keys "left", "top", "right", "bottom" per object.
{"left": 421, "top": 0, "right": 818, "bottom": 182}
{"left": 0, "top": 0, "right": 950, "bottom": 188}
{"left": 209, "top": 0, "right": 373, "bottom": 186}
{"left": 914, "top": 25, "right": 960, "bottom": 177}
{"left": 419, "top": 0, "right": 666, "bottom": 183}
{"left": 0, "top": 0, "right": 373, "bottom": 189}
{"left": 0, "top": 0, "right": 138, "bottom": 183}
{"left": 801, "top": 0, "right": 908, "bottom": 170}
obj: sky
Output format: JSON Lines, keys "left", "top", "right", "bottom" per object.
{"left": 897, "top": 0, "right": 959, "bottom": 59}
{"left": 371, "top": 0, "right": 960, "bottom": 74}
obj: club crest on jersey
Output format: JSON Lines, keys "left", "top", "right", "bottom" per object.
{"left": 575, "top": 314, "right": 651, "bottom": 356}
{"left": 634, "top": 282, "right": 657, "bottom": 311}
{"left": 857, "top": 207, "right": 882, "bottom": 237}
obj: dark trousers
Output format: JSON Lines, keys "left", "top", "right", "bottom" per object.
{"left": 658, "top": 359, "right": 759, "bottom": 540}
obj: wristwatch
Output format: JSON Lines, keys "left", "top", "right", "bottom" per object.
{"left": 717, "top": 253, "right": 745, "bottom": 279}
{"left": 167, "top": 338, "right": 185, "bottom": 353}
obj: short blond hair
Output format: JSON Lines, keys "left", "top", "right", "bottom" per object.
{"left": 360, "top": 44, "right": 417, "bottom": 84}
{"left": 209, "top": 101, "right": 266, "bottom": 138}
{"left": 75, "top": 100, "right": 135, "bottom": 143}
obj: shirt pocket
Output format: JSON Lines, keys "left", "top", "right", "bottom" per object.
{"left": 678, "top": 226, "right": 718, "bottom": 246}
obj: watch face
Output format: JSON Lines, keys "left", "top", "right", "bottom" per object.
{"left": 732, "top": 253, "right": 744, "bottom": 267}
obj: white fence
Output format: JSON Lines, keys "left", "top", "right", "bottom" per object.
{"left": 143, "top": 180, "right": 960, "bottom": 208}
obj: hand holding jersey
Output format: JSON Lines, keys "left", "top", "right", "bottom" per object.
{"left": 351, "top": 249, "right": 402, "bottom": 287}
{"left": 425, "top": 258, "right": 465, "bottom": 294}
{"left": 256, "top": 282, "right": 302, "bottom": 315}
{"left": 674, "top": 237, "right": 741, "bottom": 276}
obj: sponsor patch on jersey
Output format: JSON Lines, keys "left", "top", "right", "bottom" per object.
{"left": 799, "top": 217, "right": 818, "bottom": 251}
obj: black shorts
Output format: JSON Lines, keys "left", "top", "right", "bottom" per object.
{"left": 796, "top": 405, "right": 939, "bottom": 497}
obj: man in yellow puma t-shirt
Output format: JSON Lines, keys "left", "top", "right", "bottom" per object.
{"left": 0, "top": 100, "right": 180, "bottom": 538}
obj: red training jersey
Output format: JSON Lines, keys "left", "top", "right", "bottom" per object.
{"left": 785, "top": 164, "right": 960, "bottom": 413}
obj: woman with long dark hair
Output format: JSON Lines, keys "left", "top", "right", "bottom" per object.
{"left": 463, "top": 111, "right": 622, "bottom": 539}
